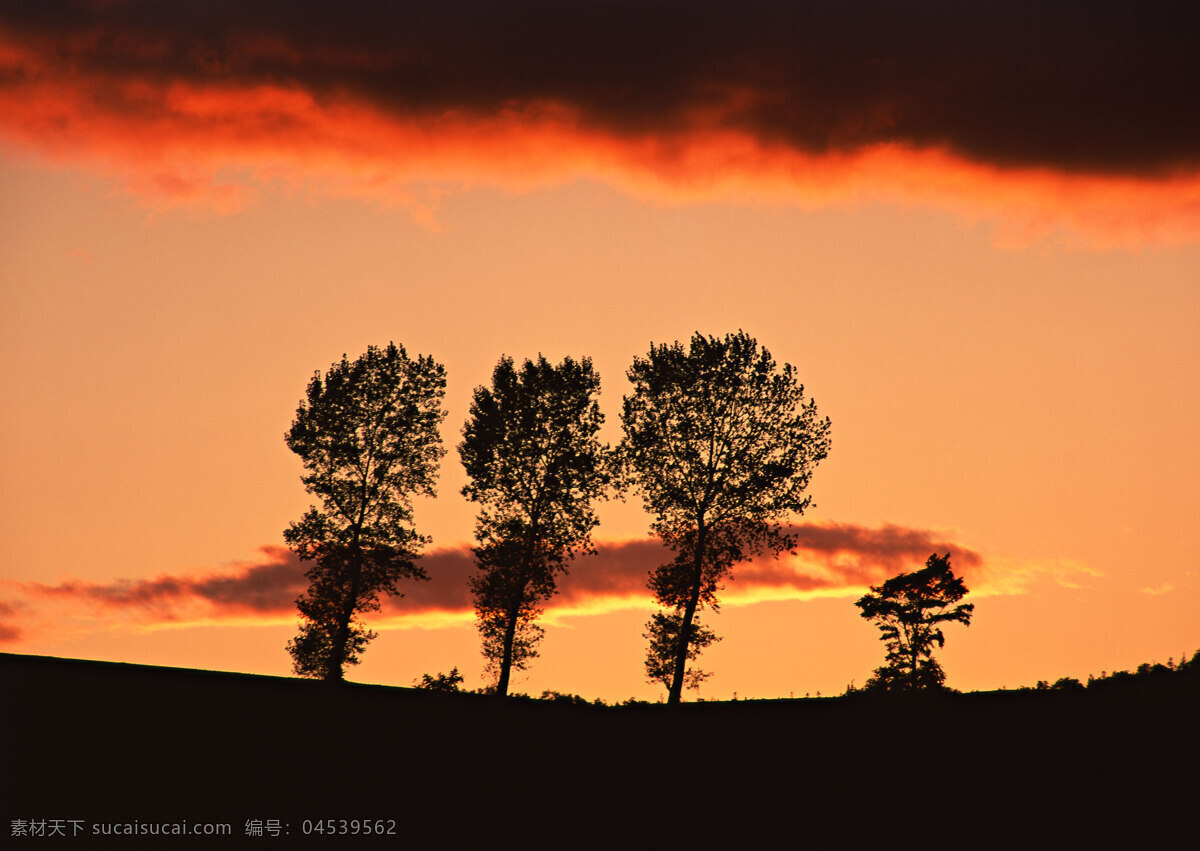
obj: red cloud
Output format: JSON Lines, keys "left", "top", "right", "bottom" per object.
{"left": 11, "top": 523, "right": 984, "bottom": 635}
{"left": 31, "top": 547, "right": 308, "bottom": 618}
{"left": 1, "top": 2, "right": 1198, "bottom": 246}
{"left": 0, "top": 601, "right": 22, "bottom": 643}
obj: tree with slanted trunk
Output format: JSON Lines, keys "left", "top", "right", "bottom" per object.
{"left": 468, "top": 536, "right": 548, "bottom": 692}
{"left": 283, "top": 342, "right": 447, "bottom": 682}
{"left": 855, "top": 552, "right": 974, "bottom": 692}
{"left": 619, "top": 331, "right": 831, "bottom": 704}
{"left": 459, "top": 355, "right": 610, "bottom": 696}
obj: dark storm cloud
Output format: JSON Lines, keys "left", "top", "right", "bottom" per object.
{"left": 2, "top": 0, "right": 1197, "bottom": 177}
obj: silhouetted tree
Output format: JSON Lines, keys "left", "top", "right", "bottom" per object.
{"left": 1084, "top": 649, "right": 1199, "bottom": 693}
{"left": 619, "top": 331, "right": 831, "bottom": 704}
{"left": 855, "top": 553, "right": 974, "bottom": 692}
{"left": 459, "top": 355, "right": 609, "bottom": 696}
{"left": 284, "top": 343, "right": 447, "bottom": 681}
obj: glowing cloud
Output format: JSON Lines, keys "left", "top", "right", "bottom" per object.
{"left": 2, "top": 2, "right": 1198, "bottom": 245}
{"left": 2, "top": 522, "right": 1092, "bottom": 641}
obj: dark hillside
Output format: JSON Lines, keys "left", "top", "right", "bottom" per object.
{"left": 3, "top": 652, "right": 1195, "bottom": 843}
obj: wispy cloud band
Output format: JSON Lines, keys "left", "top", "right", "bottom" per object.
{"left": 0, "top": 521, "right": 1092, "bottom": 643}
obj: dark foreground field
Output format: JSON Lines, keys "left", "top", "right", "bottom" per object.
{"left": 3, "top": 652, "right": 1196, "bottom": 844}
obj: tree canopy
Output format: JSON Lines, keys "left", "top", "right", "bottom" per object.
{"left": 619, "top": 331, "right": 831, "bottom": 703}
{"left": 458, "top": 355, "right": 610, "bottom": 696}
{"left": 283, "top": 342, "right": 447, "bottom": 681}
{"left": 855, "top": 553, "right": 974, "bottom": 692}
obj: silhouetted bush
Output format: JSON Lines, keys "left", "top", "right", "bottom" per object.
{"left": 414, "top": 668, "right": 465, "bottom": 692}
{"left": 1052, "top": 676, "right": 1084, "bottom": 691}
{"left": 539, "top": 690, "right": 605, "bottom": 706}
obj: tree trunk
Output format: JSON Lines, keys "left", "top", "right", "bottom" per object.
{"left": 328, "top": 472, "right": 373, "bottom": 682}
{"left": 495, "top": 595, "right": 522, "bottom": 697}
{"left": 496, "top": 521, "right": 539, "bottom": 697}
{"left": 326, "top": 549, "right": 363, "bottom": 683}
{"left": 667, "top": 523, "right": 707, "bottom": 705}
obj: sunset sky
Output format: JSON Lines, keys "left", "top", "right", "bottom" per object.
{"left": 1, "top": 0, "right": 1197, "bottom": 701}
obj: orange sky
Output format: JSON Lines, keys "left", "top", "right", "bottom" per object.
{"left": 1, "top": 2, "right": 1197, "bottom": 700}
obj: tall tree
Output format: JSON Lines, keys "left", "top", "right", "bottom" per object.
{"left": 284, "top": 343, "right": 447, "bottom": 681}
{"left": 620, "top": 331, "right": 831, "bottom": 704}
{"left": 459, "top": 355, "right": 609, "bottom": 696}
{"left": 855, "top": 553, "right": 974, "bottom": 692}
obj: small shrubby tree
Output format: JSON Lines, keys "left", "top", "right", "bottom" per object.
{"left": 855, "top": 553, "right": 974, "bottom": 692}
{"left": 284, "top": 343, "right": 447, "bottom": 681}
